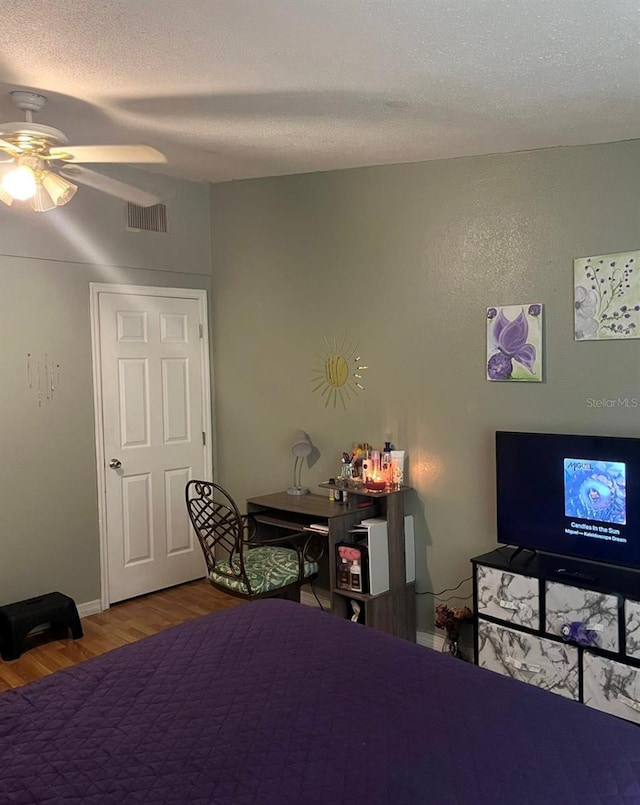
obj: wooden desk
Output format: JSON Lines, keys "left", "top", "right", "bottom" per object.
{"left": 246, "top": 489, "right": 416, "bottom": 642}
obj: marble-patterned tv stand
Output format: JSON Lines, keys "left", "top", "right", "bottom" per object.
{"left": 471, "top": 548, "right": 640, "bottom": 724}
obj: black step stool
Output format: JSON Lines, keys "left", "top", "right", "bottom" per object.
{"left": 0, "top": 592, "right": 83, "bottom": 661}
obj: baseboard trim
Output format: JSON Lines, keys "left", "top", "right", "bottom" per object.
{"left": 417, "top": 630, "right": 476, "bottom": 662}
{"left": 417, "top": 630, "right": 445, "bottom": 651}
{"left": 300, "top": 587, "right": 332, "bottom": 611}
{"left": 77, "top": 599, "right": 102, "bottom": 618}
{"left": 299, "top": 597, "right": 448, "bottom": 651}
{"left": 299, "top": 598, "right": 450, "bottom": 652}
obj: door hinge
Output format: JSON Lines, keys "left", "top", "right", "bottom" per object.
{"left": 199, "top": 323, "right": 203, "bottom": 339}
{"left": 202, "top": 431, "right": 206, "bottom": 446}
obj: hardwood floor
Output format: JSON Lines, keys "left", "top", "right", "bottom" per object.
{"left": 0, "top": 580, "right": 243, "bottom": 693}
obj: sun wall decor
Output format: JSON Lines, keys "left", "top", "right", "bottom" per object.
{"left": 311, "top": 333, "right": 368, "bottom": 409}
{"left": 574, "top": 250, "right": 640, "bottom": 340}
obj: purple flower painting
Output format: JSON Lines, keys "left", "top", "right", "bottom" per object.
{"left": 574, "top": 250, "right": 640, "bottom": 340}
{"left": 486, "top": 304, "right": 543, "bottom": 382}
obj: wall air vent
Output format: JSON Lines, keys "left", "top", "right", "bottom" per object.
{"left": 126, "top": 202, "right": 168, "bottom": 233}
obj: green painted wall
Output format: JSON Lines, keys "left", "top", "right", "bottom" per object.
{"left": 0, "top": 172, "right": 211, "bottom": 606}
{"left": 210, "top": 139, "right": 640, "bottom": 633}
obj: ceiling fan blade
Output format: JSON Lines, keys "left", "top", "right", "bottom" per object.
{"left": 59, "top": 165, "right": 163, "bottom": 207}
{"left": 0, "top": 139, "right": 22, "bottom": 155}
{"left": 49, "top": 144, "right": 166, "bottom": 164}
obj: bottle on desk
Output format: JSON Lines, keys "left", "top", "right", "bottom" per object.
{"left": 339, "top": 458, "right": 352, "bottom": 485}
{"left": 370, "top": 450, "right": 380, "bottom": 477}
{"left": 382, "top": 441, "right": 392, "bottom": 489}
{"left": 362, "top": 446, "right": 371, "bottom": 483}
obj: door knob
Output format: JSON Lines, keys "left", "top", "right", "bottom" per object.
{"left": 109, "top": 458, "right": 122, "bottom": 469}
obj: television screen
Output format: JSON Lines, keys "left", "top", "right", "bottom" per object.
{"left": 496, "top": 431, "right": 640, "bottom": 568}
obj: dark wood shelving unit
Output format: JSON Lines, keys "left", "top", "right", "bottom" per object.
{"left": 246, "top": 487, "right": 415, "bottom": 642}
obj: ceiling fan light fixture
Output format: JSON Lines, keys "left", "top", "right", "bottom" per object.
{"left": 41, "top": 170, "right": 77, "bottom": 207}
{"left": 0, "top": 185, "right": 14, "bottom": 206}
{"left": 0, "top": 91, "right": 166, "bottom": 210}
{"left": 30, "top": 183, "right": 57, "bottom": 212}
{"left": 2, "top": 162, "right": 37, "bottom": 201}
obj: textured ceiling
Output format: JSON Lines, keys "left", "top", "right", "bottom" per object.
{"left": 0, "top": 0, "right": 639, "bottom": 184}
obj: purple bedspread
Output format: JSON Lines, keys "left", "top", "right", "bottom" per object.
{"left": 1, "top": 600, "right": 640, "bottom": 804}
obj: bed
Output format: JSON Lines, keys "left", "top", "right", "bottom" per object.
{"left": 1, "top": 600, "right": 640, "bottom": 804}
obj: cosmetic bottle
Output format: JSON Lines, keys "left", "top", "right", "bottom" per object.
{"left": 382, "top": 441, "right": 392, "bottom": 488}
{"left": 350, "top": 560, "right": 362, "bottom": 592}
{"left": 338, "top": 459, "right": 352, "bottom": 487}
{"left": 362, "top": 444, "right": 371, "bottom": 482}
{"left": 390, "top": 450, "right": 405, "bottom": 489}
{"left": 338, "top": 554, "right": 350, "bottom": 589}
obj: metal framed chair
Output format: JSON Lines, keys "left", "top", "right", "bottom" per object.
{"left": 185, "top": 480, "right": 319, "bottom": 601}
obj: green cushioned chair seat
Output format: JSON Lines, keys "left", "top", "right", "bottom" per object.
{"left": 210, "top": 546, "right": 318, "bottom": 596}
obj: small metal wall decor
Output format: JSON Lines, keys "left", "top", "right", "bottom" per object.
{"left": 311, "top": 333, "right": 368, "bottom": 409}
{"left": 27, "top": 352, "right": 61, "bottom": 406}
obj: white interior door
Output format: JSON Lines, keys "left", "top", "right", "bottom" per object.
{"left": 93, "top": 286, "right": 211, "bottom": 604}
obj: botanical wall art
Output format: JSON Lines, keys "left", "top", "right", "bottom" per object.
{"left": 311, "top": 333, "right": 368, "bottom": 409}
{"left": 574, "top": 250, "right": 640, "bottom": 340}
{"left": 486, "top": 304, "right": 543, "bottom": 382}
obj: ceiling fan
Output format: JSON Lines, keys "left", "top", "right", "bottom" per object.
{"left": 0, "top": 90, "right": 166, "bottom": 211}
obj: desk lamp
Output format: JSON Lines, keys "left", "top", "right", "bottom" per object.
{"left": 287, "top": 430, "right": 313, "bottom": 495}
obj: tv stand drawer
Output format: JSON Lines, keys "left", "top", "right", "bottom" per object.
{"left": 625, "top": 599, "right": 640, "bottom": 659}
{"left": 472, "top": 549, "right": 640, "bottom": 724}
{"left": 545, "top": 581, "right": 619, "bottom": 653}
{"left": 478, "top": 620, "right": 579, "bottom": 700}
{"left": 475, "top": 565, "right": 539, "bottom": 629}
{"left": 583, "top": 653, "right": 640, "bottom": 724}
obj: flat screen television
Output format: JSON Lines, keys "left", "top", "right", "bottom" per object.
{"left": 496, "top": 431, "right": 640, "bottom": 569}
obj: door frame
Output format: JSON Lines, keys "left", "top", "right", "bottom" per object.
{"left": 90, "top": 283, "right": 213, "bottom": 611}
